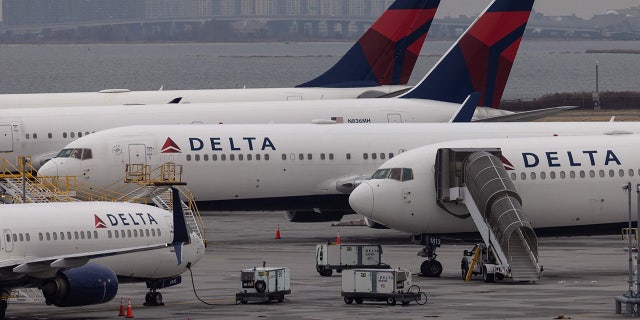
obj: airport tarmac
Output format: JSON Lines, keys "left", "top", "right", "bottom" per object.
{"left": 5, "top": 211, "right": 636, "bottom": 319}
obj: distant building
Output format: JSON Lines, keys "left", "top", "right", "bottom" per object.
{"left": 2, "top": 0, "right": 145, "bottom": 26}
{"left": 0, "top": 0, "right": 399, "bottom": 26}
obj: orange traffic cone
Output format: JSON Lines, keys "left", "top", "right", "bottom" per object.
{"left": 275, "top": 224, "right": 281, "bottom": 239}
{"left": 125, "top": 298, "right": 134, "bottom": 318}
{"left": 336, "top": 230, "right": 341, "bottom": 244}
{"left": 118, "top": 297, "right": 126, "bottom": 317}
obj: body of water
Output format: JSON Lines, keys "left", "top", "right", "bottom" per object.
{"left": 0, "top": 40, "right": 638, "bottom": 99}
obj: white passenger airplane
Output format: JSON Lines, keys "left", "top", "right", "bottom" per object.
{"left": 0, "top": 0, "right": 542, "bottom": 170}
{"left": 38, "top": 122, "right": 640, "bottom": 222}
{"left": 0, "top": 188, "right": 205, "bottom": 319}
{"left": 348, "top": 134, "right": 639, "bottom": 276}
{"left": 0, "top": 0, "right": 439, "bottom": 108}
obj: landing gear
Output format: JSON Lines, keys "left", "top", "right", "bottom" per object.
{"left": 416, "top": 234, "right": 443, "bottom": 277}
{"left": 144, "top": 290, "right": 163, "bottom": 306}
{"left": 144, "top": 276, "right": 182, "bottom": 306}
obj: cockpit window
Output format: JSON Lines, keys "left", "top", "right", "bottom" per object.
{"left": 56, "top": 148, "right": 92, "bottom": 160}
{"left": 402, "top": 168, "right": 414, "bottom": 181}
{"left": 370, "top": 168, "right": 414, "bottom": 181}
{"left": 56, "top": 149, "right": 73, "bottom": 158}
{"left": 81, "top": 149, "right": 92, "bottom": 160}
{"left": 388, "top": 168, "right": 401, "bottom": 180}
{"left": 371, "top": 169, "right": 390, "bottom": 180}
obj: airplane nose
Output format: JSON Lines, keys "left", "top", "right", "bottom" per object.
{"left": 37, "top": 159, "right": 59, "bottom": 177}
{"left": 349, "top": 182, "right": 374, "bottom": 218}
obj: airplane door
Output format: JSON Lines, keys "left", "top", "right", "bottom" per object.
{"left": 387, "top": 114, "right": 402, "bottom": 123}
{"left": 3, "top": 230, "right": 13, "bottom": 252}
{"left": 0, "top": 125, "right": 13, "bottom": 152}
{"left": 128, "top": 144, "right": 147, "bottom": 165}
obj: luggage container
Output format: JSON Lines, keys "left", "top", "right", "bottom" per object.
{"left": 236, "top": 266, "right": 291, "bottom": 304}
{"left": 315, "top": 243, "right": 390, "bottom": 276}
{"left": 341, "top": 268, "right": 427, "bottom": 305}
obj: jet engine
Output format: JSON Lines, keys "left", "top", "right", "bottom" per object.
{"left": 40, "top": 263, "right": 118, "bottom": 307}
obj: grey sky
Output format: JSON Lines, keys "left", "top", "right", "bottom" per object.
{"left": 436, "top": 0, "right": 639, "bottom": 19}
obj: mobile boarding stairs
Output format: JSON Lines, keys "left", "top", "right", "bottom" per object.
{"left": 433, "top": 148, "right": 542, "bottom": 282}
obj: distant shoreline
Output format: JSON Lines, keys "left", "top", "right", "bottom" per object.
{"left": 586, "top": 49, "right": 640, "bottom": 54}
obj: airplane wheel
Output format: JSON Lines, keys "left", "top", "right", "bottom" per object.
{"left": 429, "top": 260, "right": 443, "bottom": 277}
{"left": 420, "top": 260, "right": 433, "bottom": 277}
{"left": 421, "top": 260, "right": 443, "bottom": 277}
{"left": 153, "top": 292, "right": 163, "bottom": 305}
{"left": 145, "top": 292, "right": 163, "bottom": 306}
{"left": 145, "top": 292, "right": 153, "bottom": 305}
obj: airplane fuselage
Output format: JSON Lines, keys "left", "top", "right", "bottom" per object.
{"left": 0, "top": 99, "right": 508, "bottom": 169}
{"left": 0, "top": 86, "right": 410, "bottom": 108}
{"left": 39, "top": 122, "right": 640, "bottom": 214}
{"left": 349, "top": 134, "right": 640, "bottom": 234}
{"left": 0, "top": 202, "right": 205, "bottom": 286}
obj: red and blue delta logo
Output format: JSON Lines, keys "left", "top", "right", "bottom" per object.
{"left": 161, "top": 137, "right": 181, "bottom": 153}
{"left": 94, "top": 214, "right": 108, "bottom": 228}
{"left": 501, "top": 155, "right": 515, "bottom": 171}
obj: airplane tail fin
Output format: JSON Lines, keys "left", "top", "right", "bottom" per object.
{"left": 399, "top": 0, "right": 535, "bottom": 108}
{"left": 296, "top": 0, "right": 440, "bottom": 88}
{"left": 170, "top": 187, "right": 190, "bottom": 265}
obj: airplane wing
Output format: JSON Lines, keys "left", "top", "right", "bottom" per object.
{"left": 474, "top": 106, "right": 578, "bottom": 122}
{"left": 7, "top": 243, "right": 170, "bottom": 275}
{"left": 6, "top": 243, "right": 169, "bottom": 273}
